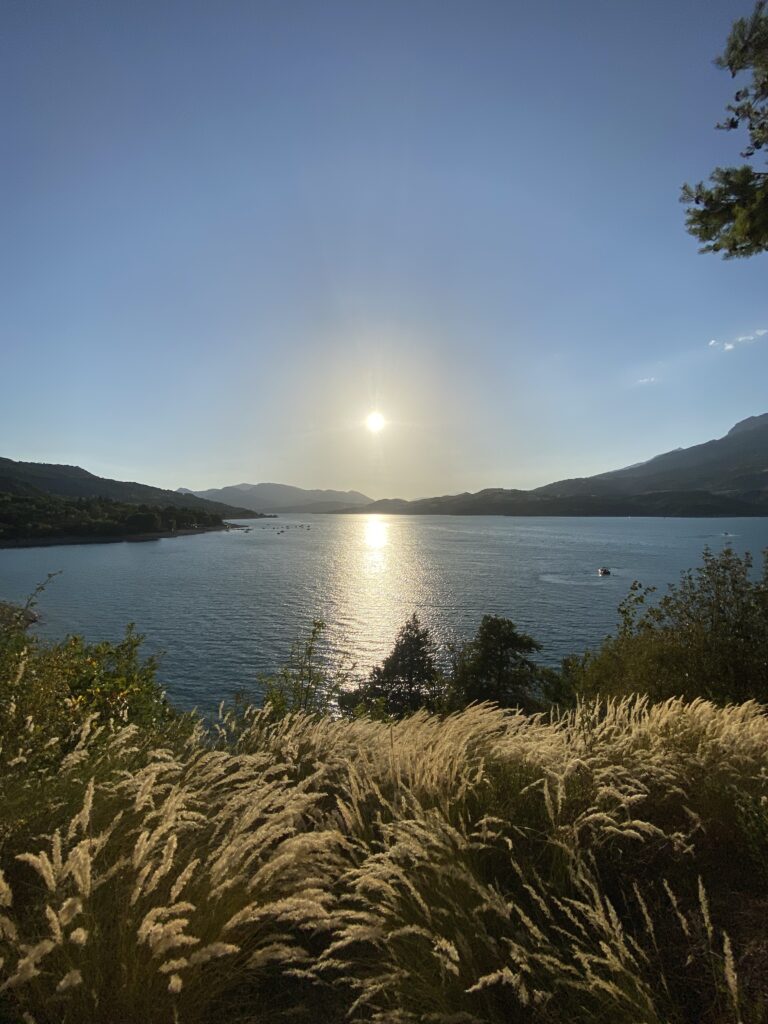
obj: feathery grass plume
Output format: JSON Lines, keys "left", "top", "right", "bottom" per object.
{"left": 1, "top": 690, "right": 767, "bottom": 1021}
{"left": 0, "top": 870, "right": 13, "bottom": 908}
{"left": 56, "top": 970, "right": 82, "bottom": 992}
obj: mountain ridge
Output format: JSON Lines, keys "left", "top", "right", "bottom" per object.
{"left": 181, "top": 482, "right": 373, "bottom": 514}
{"left": 533, "top": 413, "right": 768, "bottom": 499}
{"left": 335, "top": 413, "right": 768, "bottom": 517}
{"left": 3, "top": 412, "right": 768, "bottom": 521}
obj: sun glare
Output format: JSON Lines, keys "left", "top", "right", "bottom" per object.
{"left": 364, "top": 515, "right": 388, "bottom": 550}
{"left": 365, "top": 411, "right": 386, "bottom": 433}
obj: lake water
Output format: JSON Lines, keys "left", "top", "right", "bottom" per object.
{"left": 1, "top": 515, "right": 767, "bottom": 710}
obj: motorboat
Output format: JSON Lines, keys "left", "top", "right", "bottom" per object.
{"left": 598, "top": 567, "right": 611, "bottom": 576}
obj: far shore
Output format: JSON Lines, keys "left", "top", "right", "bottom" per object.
{"left": 0, "top": 523, "right": 248, "bottom": 551}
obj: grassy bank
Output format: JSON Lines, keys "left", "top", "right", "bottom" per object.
{"left": 1, "top": 660, "right": 767, "bottom": 1021}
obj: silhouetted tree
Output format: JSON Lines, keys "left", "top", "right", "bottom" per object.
{"left": 353, "top": 614, "right": 445, "bottom": 718}
{"left": 681, "top": 2, "right": 768, "bottom": 256}
{"left": 449, "top": 615, "right": 546, "bottom": 711}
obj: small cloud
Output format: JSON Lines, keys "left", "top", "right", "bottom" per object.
{"left": 636, "top": 376, "right": 657, "bottom": 384}
{"left": 708, "top": 328, "right": 765, "bottom": 353}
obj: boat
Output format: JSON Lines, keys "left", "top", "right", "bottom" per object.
{"left": 598, "top": 567, "right": 611, "bottom": 577}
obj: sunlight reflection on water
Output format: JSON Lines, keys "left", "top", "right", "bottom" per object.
{"left": 363, "top": 515, "right": 388, "bottom": 550}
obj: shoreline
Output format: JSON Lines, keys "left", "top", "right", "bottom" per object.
{"left": 330, "top": 509, "right": 768, "bottom": 519}
{"left": 0, "top": 524, "right": 238, "bottom": 551}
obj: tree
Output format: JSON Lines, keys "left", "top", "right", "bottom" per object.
{"left": 125, "top": 510, "right": 162, "bottom": 533}
{"left": 567, "top": 547, "right": 768, "bottom": 704}
{"left": 351, "top": 614, "right": 445, "bottom": 718}
{"left": 681, "top": 1, "right": 768, "bottom": 257}
{"left": 261, "top": 619, "right": 352, "bottom": 718}
{"left": 449, "top": 615, "right": 548, "bottom": 711}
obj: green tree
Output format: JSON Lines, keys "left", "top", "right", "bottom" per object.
{"left": 351, "top": 614, "right": 445, "bottom": 718}
{"left": 681, "top": 1, "right": 768, "bottom": 257}
{"left": 125, "top": 510, "right": 162, "bottom": 533}
{"left": 261, "top": 619, "right": 352, "bottom": 717}
{"left": 568, "top": 546, "right": 768, "bottom": 704}
{"left": 449, "top": 615, "right": 549, "bottom": 711}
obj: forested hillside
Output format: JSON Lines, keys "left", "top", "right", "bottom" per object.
{"left": 0, "top": 459, "right": 255, "bottom": 518}
{"left": 0, "top": 492, "right": 237, "bottom": 545}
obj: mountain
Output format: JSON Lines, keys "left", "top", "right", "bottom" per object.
{"left": 348, "top": 490, "right": 763, "bottom": 517}
{"left": 182, "top": 482, "right": 373, "bottom": 514}
{"left": 338, "top": 414, "right": 768, "bottom": 517}
{"left": 0, "top": 459, "right": 258, "bottom": 518}
{"left": 534, "top": 413, "right": 768, "bottom": 499}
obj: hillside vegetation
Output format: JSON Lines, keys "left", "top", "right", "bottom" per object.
{"left": 1, "top": 550, "right": 767, "bottom": 1023}
{"left": 0, "top": 458, "right": 256, "bottom": 519}
{"left": 0, "top": 493, "right": 232, "bottom": 545}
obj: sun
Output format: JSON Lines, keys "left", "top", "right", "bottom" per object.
{"left": 365, "top": 411, "right": 386, "bottom": 433}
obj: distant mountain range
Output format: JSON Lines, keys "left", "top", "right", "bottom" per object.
{"left": 341, "top": 413, "right": 768, "bottom": 517}
{"left": 3, "top": 412, "right": 768, "bottom": 522}
{"left": 179, "top": 482, "right": 372, "bottom": 514}
{"left": 0, "top": 459, "right": 258, "bottom": 518}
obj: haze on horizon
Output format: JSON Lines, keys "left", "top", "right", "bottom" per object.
{"left": 2, "top": 0, "right": 766, "bottom": 502}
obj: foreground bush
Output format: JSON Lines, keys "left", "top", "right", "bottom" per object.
{"left": 567, "top": 546, "right": 768, "bottom": 705}
{"left": 2, "top": 692, "right": 767, "bottom": 1023}
{"left": 0, "top": 620, "right": 174, "bottom": 780}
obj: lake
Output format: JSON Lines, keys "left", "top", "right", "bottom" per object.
{"left": 1, "top": 515, "right": 767, "bottom": 710}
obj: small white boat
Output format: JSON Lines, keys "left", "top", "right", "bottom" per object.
{"left": 598, "top": 567, "right": 611, "bottom": 577}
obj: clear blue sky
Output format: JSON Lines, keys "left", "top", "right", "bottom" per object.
{"left": 2, "top": 0, "right": 766, "bottom": 499}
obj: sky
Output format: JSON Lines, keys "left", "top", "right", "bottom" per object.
{"left": 1, "top": 0, "right": 766, "bottom": 500}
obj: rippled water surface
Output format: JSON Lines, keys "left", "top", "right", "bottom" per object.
{"left": 1, "top": 515, "right": 767, "bottom": 709}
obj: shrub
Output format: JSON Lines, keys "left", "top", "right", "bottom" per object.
{"left": 0, "top": 598, "right": 173, "bottom": 786}
{"left": 567, "top": 546, "right": 768, "bottom": 704}
{"left": 260, "top": 618, "right": 353, "bottom": 718}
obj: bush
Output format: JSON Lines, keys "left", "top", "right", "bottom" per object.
{"left": 260, "top": 619, "right": 352, "bottom": 718}
{"left": 567, "top": 546, "right": 768, "bottom": 704}
{"left": 0, "top": 598, "right": 173, "bottom": 783}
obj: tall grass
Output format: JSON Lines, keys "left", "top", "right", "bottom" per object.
{"left": 2, "top": 696, "right": 767, "bottom": 1023}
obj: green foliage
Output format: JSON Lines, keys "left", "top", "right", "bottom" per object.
{"left": 448, "top": 614, "right": 548, "bottom": 711}
{"left": 348, "top": 613, "right": 447, "bottom": 718}
{"left": 682, "top": 1, "right": 768, "bottom": 257}
{"left": 261, "top": 619, "right": 353, "bottom": 717}
{"left": 0, "top": 492, "right": 224, "bottom": 544}
{"left": 682, "top": 165, "right": 768, "bottom": 257}
{"left": 0, "top": 595, "right": 173, "bottom": 781}
{"left": 567, "top": 546, "right": 768, "bottom": 703}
